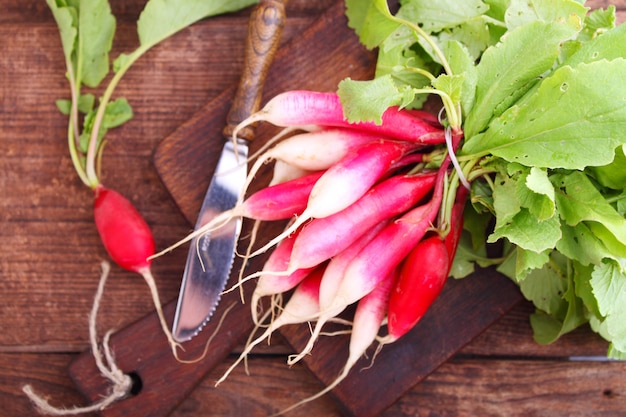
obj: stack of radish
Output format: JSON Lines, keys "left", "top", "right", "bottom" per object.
{"left": 178, "top": 90, "right": 469, "bottom": 407}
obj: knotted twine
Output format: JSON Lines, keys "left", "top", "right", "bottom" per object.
{"left": 22, "top": 261, "right": 133, "bottom": 415}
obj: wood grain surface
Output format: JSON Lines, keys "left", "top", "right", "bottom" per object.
{"left": 2, "top": 1, "right": 626, "bottom": 416}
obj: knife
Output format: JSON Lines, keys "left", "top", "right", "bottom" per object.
{"left": 172, "top": 0, "right": 287, "bottom": 343}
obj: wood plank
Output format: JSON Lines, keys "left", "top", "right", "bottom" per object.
{"left": 8, "top": 353, "right": 626, "bottom": 417}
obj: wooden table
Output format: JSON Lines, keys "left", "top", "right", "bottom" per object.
{"left": 2, "top": 1, "right": 625, "bottom": 416}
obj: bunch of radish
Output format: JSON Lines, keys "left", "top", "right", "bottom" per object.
{"left": 166, "top": 90, "right": 469, "bottom": 411}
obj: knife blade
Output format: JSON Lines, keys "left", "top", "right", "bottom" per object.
{"left": 172, "top": 0, "right": 287, "bottom": 343}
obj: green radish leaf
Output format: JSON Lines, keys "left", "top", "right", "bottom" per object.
{"left": 514, "top": 246, "right": 550, "bottom": 281}
{"left": 607, "top": 345, "right": 626, "bottom": 360}
{"left": 45, "top": 0, "right": 78, "bottom": 63}
{"left": 431, "top": 73, "right": 465, "bottom": 109}
{"left": 590, "top": 260, "right": 626, "bottom": 352}
{"left": 492, "top": 171, "right": 521, "bottom": 230}
{"left": 79, "top": 94, "right": 96, "bottom": 114}
{"left": 587, "top": 222, "right": 626, "bottom": 260}
{"left": 396, "top": 0, "right": 489, "bottom": 33}
{"left": 443, "top": 40, "right": 478, "bottom": 116}
{"left": 55, "top": 99, "right": 72, "bottom": 115}
{"left": 77, "top": 98, "right": 132, "bottom": 154}
{"left": 437, "top": 16, "right": 496, "bottom": 61}
{"left": 102, "top": 98, "right": 133, "bottom": 129}
{"left": 572, "top": 261, "right": 601, "bottom": 317}
{"left": 374, "top": 43, "right": 432, "bottom": 109}
{"left": 483, "top": 0, "right": 509, "bottom": 21}
{"left": 553, "top": 171, "right": 626, "bottom": 247}
{"left": 337, "top": 76, "right": 405, "bottom": 124}
{"left": 517, "top": 167, "right": 555, "bottom": 221}
{"left": 463, "top": 59, "right": 626, "bottom": 170}
{"left": 557, "top": 222, "right": 611, "bottom": 266}
{"left": 136, "top": 0, "right": 258, "bottom": 49}
{"left": 449, "top": 235, "right": 481, "bottom": 279}
{"left": 463, "top": 20, "right": 577, "bottom": 138}
{"left": 463, "top": 198, "right": 493, "bottom": 250}
{"left": 344, "top": 0, "right": 401, "bottom": 49}
{"left": 565, "top": 21, "right": 626, "bottom": 66}
{"left": 504, "top": 0, "right": 587, "bottom": 31}
{"left": 78, "top": 0, "right": 116, "bottom": 87}
{"left": 530, "top": 280, "right": 586, "bottom": 345}
{"left": 488, "top": 208, "right": 562, "bottom": 253}
{"left": 519, "top": 252, "right": 569, "bottom": 316}
{"left": 588, "top": 145, "right": 626, "bottom": 190}
{"left": 55, "top": 94, "right": 95, "bottom": 116}
{"left": 578, "top": 5, "right": 616, "bottom": 41}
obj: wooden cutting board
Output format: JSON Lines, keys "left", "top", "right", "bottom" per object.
{"left": 69, "top": 2, "right": 524, "bottom": 416}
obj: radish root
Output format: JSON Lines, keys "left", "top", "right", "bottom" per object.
{"left": 174, "top": 301, "right": 237, "bottom": 364}
{"left": 140, "top": 268, "right": 184, "bottom": 357}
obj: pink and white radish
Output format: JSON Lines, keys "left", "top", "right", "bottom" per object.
{"left": 151, "top": 170, "right": 326, "bottom": 257}
{"left": 249, "top": 127, "right": 386, "bottom": 189}
{"left": 232, "top": 90, "right": 446, "bottom": 145}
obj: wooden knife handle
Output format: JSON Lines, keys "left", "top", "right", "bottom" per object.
{"left": 223, "top": 0, "right": 288, "bottom": 141}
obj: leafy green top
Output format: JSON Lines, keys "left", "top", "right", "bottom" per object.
{"left": 47, "top": 0, "right": 257, "bottom": 188}
{"left": 342, "top": 0, "right": 626, "bottom": 358}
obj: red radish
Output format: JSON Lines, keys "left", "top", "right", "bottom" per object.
{"left": 94, "top": 185, "right": 155, "bottom": 274}
{"left": 239, "top": 170, "right": 325, "bottom": 221}
{"left": 249, "top": 139, "right": 420, "bottom": 257}
{"left": 287, "top": 171, "right": 437, "bottom": 270}
{"left": 386, "top": 235, "right": 450, "bottom": 341}
{"left": 93, "top": 184, "right": 181, "bottom": 355}
{"left": 405, "top": 108, "right": 442, "bottom": 127}
{"left": 232, "top": 90, "right": 445, "bottom": 145}
{"left": 277, "top": 268, "right": 398, "bottom": 415}
{"left": 389, "top": 152, "right": 425, "bottom": 171}
{"left": 444, "top": 185, "right": 469, "bottom": 264}
{"left": 288, "top": 220, "right": 390, "bottom": 364}
{"left": 215, "top": 265, "right": 325, "bottom": 387}
{"left": 328, "top": 164, "right": 448, "bottom": 310}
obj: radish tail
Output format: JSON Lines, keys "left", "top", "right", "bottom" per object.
{"left": 270, "top": 356, "right": 355, "bottom": 417}
{"left": 140, "top": 268, "right": 183, "bottom": 357}
{"left": 287, "top": 306, "right": 344, "bottom": 365}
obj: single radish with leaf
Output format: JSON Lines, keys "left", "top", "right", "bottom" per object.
{"left": 46, "top": 0, "right": 258, "bottom": 355}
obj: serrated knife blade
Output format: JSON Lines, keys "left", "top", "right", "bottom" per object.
{"left": 172, "top": 0, "right": 287, "bottom": 343}
{"left": 171, "top": 140, "right": 248, "bottom": 342}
